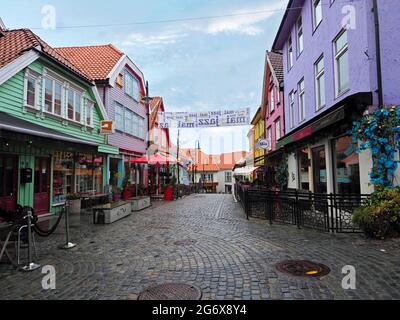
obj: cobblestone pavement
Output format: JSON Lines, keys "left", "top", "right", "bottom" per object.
{"left": 1, "top": 194, "right": 400, "bottom": 300}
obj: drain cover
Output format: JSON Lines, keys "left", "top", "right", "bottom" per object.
{"left": 173, "top": 239, "right": 197, "bottom": 246}
{"left": 275, "top": 260, "right": 330, "bottom": 277}
{"left": 138, "top": 283, "right": 202, "bottom": 300}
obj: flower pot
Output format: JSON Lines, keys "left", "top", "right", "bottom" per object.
{"left": 67, "top": 199, "right": 81, "bottom": 227}
{"left": 122, "top": 190, "right": 132, "bottom": 200}
{"left": 68, "top": 199, "right": 81, "bottom": 215}
{"left": 164, "top": 186, "right": 174, "bottom": 201}
{"left": 113, "top": 193, "right": 122, "bottom": 202}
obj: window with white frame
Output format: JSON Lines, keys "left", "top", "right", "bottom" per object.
{"left": 334, "top": 29, "right": 349, "bottom": 96}
{"left": 115, "top": 103, "right": 124, "bottom": 131}
{"left": 75, "top": 92, "right": 82, "bottom": 123}
{"left": 54, "top": 82, "right": 63, "bottom": 116}
{"left": 275, "top": 118, "right": 281, "bottom": 141}
{"left": 313, "top": 0, "right": 322, "bottom": 30}
{"left": 270, "top": 87, "right": 275, "bottom": 113}
{"left": 225, "top": 171, "right": 232, "bottom": 183}
{"left": 125, "top": 109, "right": 133, "bottom": 135}
{"left": 124, "top": 70, "right": 141, "bottom": 102}
{"left": 288, "top": 36, "right": 293, "bottom": 69}
{"left": 67, "top": 90, "right": 74, "bottom": 120}
{"left": 289, "top": 91, "right": 295, "bottom": 128}
{"left": 132, "top": 112, "right": 139, "bottom": 137}
{"left": 153, "top": 128, "right": 159, "bottom": 144}
{"left": 65, "top": 89, "right": 83, "bottom": 123}
{"left": 296, "top": 15, "right": 303, "bottom": 55}
{"left": 315, "top": 55, "right": 326, "bottom": 110}
{"left": 298, "top": 78, "right": 305, "bottom": 122}
{"left": 86, "top": 100, "right": 94, "bottom": 126}
{"left": 25, "top": 73, "right": 38, "bottom": 109}
{"left": 267, "top": 126, "right": 272, "bottom": 151}
{"left": 161, "top": 130, "right": 166, "bottom": 148}
{"left": 138, "top": 117, "right": 145, "bottom": 139}
{"left": 44, "top": 77, "right": 53, "bottom": 113}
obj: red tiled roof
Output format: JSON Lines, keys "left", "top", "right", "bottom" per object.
{"left": 0, "top": 29, "right": 92, "bottom": 82}
{"left": 54, "top": 44, "right": 124, "bottom": 81}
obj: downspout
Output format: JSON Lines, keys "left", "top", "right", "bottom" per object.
{"left": 373, "top": 0, "right": 383, "bottom": 106}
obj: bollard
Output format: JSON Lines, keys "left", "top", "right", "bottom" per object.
{"left": 59, "top": 204, "right": 77, "bottom": 250}
{"left": 21, "top": 208, "right": 40, "bottom": 272}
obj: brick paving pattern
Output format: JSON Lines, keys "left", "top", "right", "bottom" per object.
{"left": 0, "top": 194, "right": 399, "bottom": 300}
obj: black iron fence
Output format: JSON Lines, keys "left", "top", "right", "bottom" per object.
{"left": 234, "top": 183, "right": 368, "bottom": 233}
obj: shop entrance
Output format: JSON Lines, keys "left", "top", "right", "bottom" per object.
{"left": 0, "top": 155, "right": 18, "bottom": 211}
{"left": 34, "top": 157, "right": 50, "bottom": 215}
{"left": 312, "top": 146, "right": 327, "bottom": 194}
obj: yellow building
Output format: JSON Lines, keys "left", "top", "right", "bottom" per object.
{"left": 251, "top": 107, "right": 265, "bottom": 167}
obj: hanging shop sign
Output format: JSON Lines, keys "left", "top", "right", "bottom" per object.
{"left": 158, "top": 108, "right": 251, "bottom": 128}
{"left": 255, "top": 138, "right": 270, "bottom": 150}
{"left": 100, "top": 120, "right": 114, "bottom": 134}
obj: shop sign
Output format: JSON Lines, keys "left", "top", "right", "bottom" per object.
{"left": 158, "top": 108, "right": 250, "bottom": 128}
{"left": 100, "top": 121, "right": 114, "bottom": 134}
{"left": 255, "top": 138, "right": 270, "bottom": 150}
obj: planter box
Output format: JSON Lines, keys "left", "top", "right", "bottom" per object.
{"left": 130, "top": 196, "right": 151, "bottom": 212}
{"left": 93, "top": 201, "right": 131, "bottom": 224}
{"left": 68, "top": 199, "right": 81, "bottom": 215}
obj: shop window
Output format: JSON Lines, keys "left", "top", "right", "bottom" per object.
{"left": 76, "top": 154, "right": 95, "bottom": 193}
{"left": 298, "top": 148, "right": 310, "bottom": 190}
{"left": 53, "top": 151, "right": 74, "bottom": 204}
{"left": 312, "top": 146, "right": 327, "bottom": 194}
{"left": 332, "top": 136, "right": 360, "bottom": 194}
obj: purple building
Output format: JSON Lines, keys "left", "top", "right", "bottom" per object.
{"left": 56, "top": 45, "right": 149, "bottom": 189}
{"left": 272, "top": 0, "right": 400, "bottom": 194}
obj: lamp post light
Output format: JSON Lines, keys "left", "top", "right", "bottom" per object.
{"left": 142, "top": 81, "right": 153, "bottom": 196}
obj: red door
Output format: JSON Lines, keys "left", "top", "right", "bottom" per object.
{"left": 0, "top": 155, "right": 18, "bottom": 212}
{"left": 34, "top": 157, "right": 50, "bottom": 215}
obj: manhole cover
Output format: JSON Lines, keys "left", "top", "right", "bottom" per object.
{"left": 138, "top": 283, "right": 202, "bottom": 300}
{"left": 275, "top": 260, "right": 330, "bottom": 277}
{"left": 173, "top": 239, "right": 197, "bottom": 246}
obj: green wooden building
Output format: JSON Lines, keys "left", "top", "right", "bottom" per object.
{"left": 0, "top": 27, "right": 119, "bottom": 215}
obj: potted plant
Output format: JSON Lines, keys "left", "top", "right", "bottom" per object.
{"left": 122, "top": 165, "right": 132, "bottom": 200}
{"left": 112, "top": 187, "right": 122, "bottom": 202}
{"left": 353, "top": 188, "right": 400, "bottom": 239}
{"left": 164, "top": 177, "right": 176, "bottom": 201}
{"left": 66, "top": 193, "right": 81, "bottom": 215}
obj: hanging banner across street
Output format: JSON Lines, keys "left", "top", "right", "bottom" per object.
{"left": 158, "top": 108, "right": 251, "bottom": 128}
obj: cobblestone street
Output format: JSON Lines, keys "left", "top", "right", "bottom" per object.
{"left": 1, "top": 194, "right": 399, "bottom": 300}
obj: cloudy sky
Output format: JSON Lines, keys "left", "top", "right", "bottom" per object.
{"left": 1, "top": 0, "right": 287, "bottom": 154}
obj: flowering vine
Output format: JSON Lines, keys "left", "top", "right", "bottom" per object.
{"left": 352, "top": 105, "right": 400, "bottom": 190}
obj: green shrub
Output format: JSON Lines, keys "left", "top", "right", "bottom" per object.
{"left": 353, "top": 188, "right": 400, "bottom": 239}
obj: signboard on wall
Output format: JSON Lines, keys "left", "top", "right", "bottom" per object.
{"left": 100, "top": 121, "right": 114, "bottom": 134}
{"left": 255, "top": 139, "right": 270, "bottom": 150}
{"left": 158, "top": 108, "right": 251, "bottom": 129}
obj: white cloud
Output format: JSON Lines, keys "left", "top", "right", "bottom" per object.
{"left": 204, "top": 1, "right": 284, "bottom": 36}
{"left": 119, "top": 31, "right": 188, "bottom": 47}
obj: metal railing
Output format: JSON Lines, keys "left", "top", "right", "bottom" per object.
{"left": 235, "top": 183, "right": 369, "bottom": 233}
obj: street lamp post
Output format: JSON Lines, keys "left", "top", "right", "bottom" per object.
{"left": 142, "top": 81, "right": 153, "bottom": 196}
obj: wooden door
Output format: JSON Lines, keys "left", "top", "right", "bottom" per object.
{"left": 0, "top": 155, "right": 18, "bottom": 212}
{"left": 34, "top": 157, "right": 50, "bottom": 215}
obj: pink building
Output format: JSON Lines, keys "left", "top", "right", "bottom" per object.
{"left": 260, "top": 51, "right": 285, "bottom": 187}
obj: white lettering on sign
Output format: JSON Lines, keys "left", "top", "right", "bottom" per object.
{"left": 158, "top": 108, "right": 250, "bottom": 128}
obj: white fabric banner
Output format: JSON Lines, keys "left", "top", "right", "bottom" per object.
{"left": 158, "top": 108, "right": 250, "bottom": 128}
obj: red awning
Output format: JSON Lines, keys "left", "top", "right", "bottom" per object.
{"left": 125, "top": 153, "right": 180, "bottom": 165}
